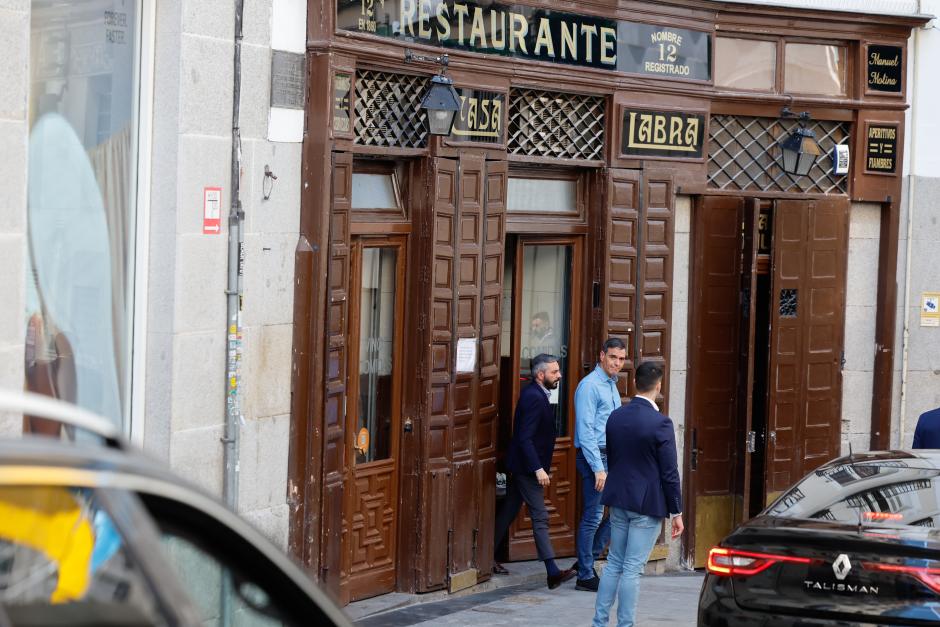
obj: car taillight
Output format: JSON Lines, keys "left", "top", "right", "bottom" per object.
{"left": 706, "top": 547, "right": 812, "bottom": 577}
{"left": 863, "top": 562, "right": 940, "bottom": 593}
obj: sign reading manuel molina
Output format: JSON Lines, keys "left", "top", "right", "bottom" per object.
{"left": 337, "top": 0, "right": 712, "bottom": 81}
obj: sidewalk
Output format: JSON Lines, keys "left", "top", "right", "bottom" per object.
{"left": 348, "top": 560, "right": 704, "bottom": 626}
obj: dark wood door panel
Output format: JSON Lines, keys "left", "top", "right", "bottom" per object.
{"left": 604, "top": 169, "right": 640, "bottom": 395}
{"left": 688, "top": 195, "right": 744, "bottom": 568}
{"left": 507, "top": 444, "right": 577, "bottom": 558}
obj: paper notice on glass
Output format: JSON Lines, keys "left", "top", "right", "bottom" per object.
{"left": 455, "top": 337, "right": 477, "bottom": 373}
{"left": 548, "top": 386, "right": 560, "bottom": 405}
{"left": 921, "top": 292, "right": 940, "bottom": 327}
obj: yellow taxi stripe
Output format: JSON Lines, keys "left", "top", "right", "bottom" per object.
{"left": 0, "top": 486, "right": 94, "bottom": 603}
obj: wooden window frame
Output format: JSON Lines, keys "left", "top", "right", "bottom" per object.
{"left": 350, "top": 158, "right": 411, "bottom": 230}
{"left": 505, "top": 166, "right": 588, "bottom": 233}
{"left": 714, "top": 34, "right": 780, "bottom": 94}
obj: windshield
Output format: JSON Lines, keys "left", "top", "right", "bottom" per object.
{"left": 766, "top": 461, "right": 940, "bottom": 527}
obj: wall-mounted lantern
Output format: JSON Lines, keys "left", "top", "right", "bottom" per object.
{"left": 778, "top": 107, "right": 821, "bottom": 176}
{"left": 405, "top": 50, "right": 461, "bottom": 137}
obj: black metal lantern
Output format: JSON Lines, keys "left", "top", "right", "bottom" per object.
{"left": 420, "top": 74, "right": 461, "bottom": 136}
{"left": 778, "top": 107, "right": 821, "bottom": 176}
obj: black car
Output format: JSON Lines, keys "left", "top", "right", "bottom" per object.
{"left": 0, "top": 390, "right": 352, "bottom": 627}
{"left": 699, "top": 450, "right": 940, "bottom": 626}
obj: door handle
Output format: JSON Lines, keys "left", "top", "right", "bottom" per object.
{"left": 768, "top": 430, "right": 777, "bottom": 446}
{"left": 746, "top": 431, "right": 756, "bottom": 454}
{"left": 690, "top": 428, "right": 698, "bottom": 471}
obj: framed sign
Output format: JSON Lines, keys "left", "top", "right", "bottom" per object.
{"left": 449, "top": 88, "right": 505, "bottom": 144}
{"left": 336, "top": 0, "right": 711, "bottom": 80}
{"left": 864, "top": 122, "right": 898, "bottom": 175}
{"left": 620, "top": 107, "right": 706, "bottom": 159}
{"left": 333, "top": 72, "right": 353, "bottom": 137}
{"left": 865, "top": 44, "right": 903, "bottom": 96}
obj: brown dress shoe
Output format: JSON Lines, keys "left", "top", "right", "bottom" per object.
{"left": 547, "top": 567, "right": 576, "bottom": 589}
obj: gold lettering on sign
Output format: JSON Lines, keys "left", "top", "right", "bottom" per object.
{"left": 627, "top": 111, "right": 700, "bottom": 152}
{"left": 453, "top": 94, "right": 503, "bottom": 139}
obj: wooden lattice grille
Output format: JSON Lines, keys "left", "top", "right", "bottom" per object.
{"left": 355, "top": 70, "right": 428, "bottom": 148}
{"left": 708, "top": 115, "right": 850, "bottom": 194}
{"left": 508, "top": 89, "right": 605, "bottom": 161}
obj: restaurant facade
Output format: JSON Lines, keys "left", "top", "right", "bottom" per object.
{"left": 288, "top": 0, "right": 928, "bottom": 604}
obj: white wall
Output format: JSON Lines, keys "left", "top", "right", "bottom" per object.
{"left": 146, "top": 0, "right": 303, "bottom": 549}
{"left": 0, "top": 1, "right": 28, "bottom": 435}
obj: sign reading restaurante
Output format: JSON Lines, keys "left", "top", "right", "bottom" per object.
{"left": 337, "top": 0, "right": 712, "bottom": 80}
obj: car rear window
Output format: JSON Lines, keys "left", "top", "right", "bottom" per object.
{"left": 766, "top": 460, "right": 940, "bottom": 527}
{"left": 0, "top": 485, "right": 168, "bottom": 626}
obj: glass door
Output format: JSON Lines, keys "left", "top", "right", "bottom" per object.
{"left": 503, "top": 237, "right": 582, "bottom": 560}
{"left": 342, "top": 236, "right": 405, "bottom": 602}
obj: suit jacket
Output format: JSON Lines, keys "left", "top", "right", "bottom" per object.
{"left": 601, "top": 397, "right": 682, "bottom": 518}
{"left": 506, "top": 383, "right": 556, "bottom": 476}
{"left": 913, "top": 408, "right": 940, "bottom": 449}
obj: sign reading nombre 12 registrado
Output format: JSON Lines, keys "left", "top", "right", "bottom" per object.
{"left": 337, "top": 0, "right": 711, "bottom": 81}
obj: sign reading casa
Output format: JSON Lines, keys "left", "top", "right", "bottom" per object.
{"left": 450, "top": 89, "right": 504, "bottom": 144}
{"left": 336, "top": 0, "right": 711, "bottom": 80}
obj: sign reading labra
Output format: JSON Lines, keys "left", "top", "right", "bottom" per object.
{"left": 865, "top": 124, "right": 897, "bottom": 173}
{"left": 867, "top": 45, "right": 902, "bottom": 93}
{"left": 450, "top": 89, "right": 504, "bottom": 143}
{"left": 621, "top": 108, "right": 705, "bottom": 159}
{"left": 337, "top": 0, "right": 711, "bottom": 80}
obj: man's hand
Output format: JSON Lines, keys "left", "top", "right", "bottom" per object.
{"left": 535, "top": 468, "right": 550, "bottom": 487}
{"left": 671, "top": 514, "right": 684, "bottom": 539}
{"left": 594, "top": 470, "right": 607, "bottom": 492}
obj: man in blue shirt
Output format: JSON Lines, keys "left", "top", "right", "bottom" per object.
{"left": 572, "top": 337, "right": 627, "bottom": 591}
{"left": 913, "top": 406, "right": 940, "bottom": 448}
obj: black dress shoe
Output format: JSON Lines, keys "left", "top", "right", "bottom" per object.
{"left": 492, "top": 562, "right": 510, "bottom": 575}
{"left": 547, "top": 568, "right": 576, "bottom": 590}
{"left": 575, "top": 575, "right": 600, "bottom": 591}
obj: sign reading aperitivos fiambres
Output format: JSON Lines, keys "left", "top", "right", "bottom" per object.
{"left": 621, "top": 108, "right": 706, "bottom": 159}
{"left": 336, "top": 0, "right": 711, "bottom": 80}
{"left": 865, "top": 124, "right": 898, "bottom": 173}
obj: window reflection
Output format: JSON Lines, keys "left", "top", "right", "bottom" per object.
{"left": 25, "top": 0, "right": 139, "bottom": 428}
{"left": 784, "top": 43, "right": 846, "bottom": 96}
{"left": 356, "top": 247, "right": 398, "bottom": 464}
{"left": 518, "top": 245, "right": 572, "bottom": 437}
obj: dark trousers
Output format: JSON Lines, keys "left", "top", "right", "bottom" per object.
{"left": 494, "top": 472, "right": 555, "bottom": 561}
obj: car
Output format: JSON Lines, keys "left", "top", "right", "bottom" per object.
{"left": 698, "top": 449, "right": 940, "bottom": 626}
{"left": 0, "top": 389, "right": 352, "bottom": 627}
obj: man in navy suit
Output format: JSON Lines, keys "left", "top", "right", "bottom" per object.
{"left": 593, "top": 361, "right": 683, "bottom": 627}
{"left": 493, "top": 353, "right": 576, "bottom": 589}
{"left": 913, "top": 406, "right": 940, "bottom": 448}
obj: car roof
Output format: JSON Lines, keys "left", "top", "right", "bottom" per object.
{"left": 819, "top": 449, "right": 940, "bottom": 469}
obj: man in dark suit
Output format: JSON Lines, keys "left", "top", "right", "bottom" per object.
{"left": 592, "top": 361, "right": 683, "bottom": 627}
{"left": 493, "top": 353, "right": 576, "bottom": 589}
{"left": 913, "top": 406, "right": 940, "bottom": 448}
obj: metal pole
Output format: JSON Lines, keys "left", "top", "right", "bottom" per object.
{"left": 222, "top": 1, "right": 244, "bottom": 625}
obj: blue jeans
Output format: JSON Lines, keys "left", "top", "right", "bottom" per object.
{"left": 592, "top": 508, "right": 662, "bottom": 627}
{"left": 576, "top": 450, "right": 611, "bottom": 580}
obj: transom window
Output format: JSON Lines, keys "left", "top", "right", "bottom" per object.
{"left": 715, "top": 36, "right": 848, "bottom": 96}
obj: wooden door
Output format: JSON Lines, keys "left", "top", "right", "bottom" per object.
{"left": 687, "top": 196, "right": 744, "bottom": 567}
{"left": 342, "top": 236, "right": 406, "bottom": 602}
{"left": 506, "top": 237, "right": 583, "bottom": 561}
{"left": 765, "top": 199, "right": 848, "bottom": 503}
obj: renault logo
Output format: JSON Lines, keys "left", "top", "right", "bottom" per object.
{"left": 833, "top": 554, "right": 852, "bottom": 581}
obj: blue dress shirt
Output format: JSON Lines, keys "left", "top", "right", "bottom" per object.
{"left": 574, "top": 364, "right": 623, "bottom": 473}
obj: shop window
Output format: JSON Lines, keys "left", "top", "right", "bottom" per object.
{"left": 507, "top": 177, "right": 577, "bottom": 214}
{"left": 784, "top": 43, "right": 847, "bottom": 96}
{"left": 715, "top": 38, "right": 776, "bottom": 91}
{"left": 25, "top": 0, "right": 141, "bottom": 429}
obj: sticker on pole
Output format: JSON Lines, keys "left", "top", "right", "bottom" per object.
{"left": 203, "top": 187, "right": 222, "bottom": 234}
{"left": 921, "top": 292, "right": 940, "bottom": 327}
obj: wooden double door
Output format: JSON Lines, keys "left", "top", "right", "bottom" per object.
{"left": 687, "top": 196, "right": 849, "bottom": 567}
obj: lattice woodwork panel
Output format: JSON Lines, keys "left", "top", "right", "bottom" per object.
{"left": 355, "top": 70, "right": 429, "bottom": 148}
{"left": 708, "top": 115, "right": 849, "bottom": 194}
{"left": 508, "top": 89, "right": 605, "bottom": 161}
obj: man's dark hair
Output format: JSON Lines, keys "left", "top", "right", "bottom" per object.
{"left": 531, "top": 353, "right": 558, "bottom": 378}
{"left": 532, "top": 311, "right": 550, "bottom": 324}
{"left": 602, "top": 337, "right": 627, "bottom": 353}
{"left": 635, "top": 361, "right": 664, "bottom": 393}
